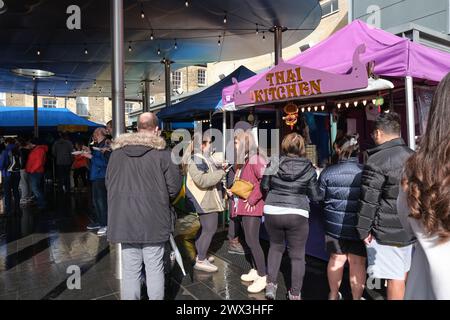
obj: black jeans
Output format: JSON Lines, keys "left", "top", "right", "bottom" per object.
{"left": 73, "top": 167, "right": 88, "bottom": 188}
{"left": 2, "top": 172, "right": 21, "bottom": 215}
{"left": 56, "top": 165, "right": 71, "bottom": 192}
{"left": 265, "top": 214, "right": 309, "bottom": 296}
{"left": 92, "top": 179, "right": 108, "bottom": 226}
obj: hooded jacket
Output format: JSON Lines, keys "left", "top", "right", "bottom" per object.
{"left": 25, "top": 145, "right": 48, "bottom": 174}
{"left": 0, "top": 144, "right": 20, "bottom": 177}
{"left": 319, "top": 157, "right": 363, "bottom": 241}
{"left": 357, "top": 138, "right": 415, "bottom": 246}
{"left": 186, "top": 153, "right": 226, "bottom": 214}
{"left": 261, "top": 156, "right": 321, "bottom": 212}
{"left": 106, "top": 132, "right": 182, "bottom": 244}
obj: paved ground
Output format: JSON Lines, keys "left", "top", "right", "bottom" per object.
{"left": 0, "top": 188, "right": 386, "bottom": 300}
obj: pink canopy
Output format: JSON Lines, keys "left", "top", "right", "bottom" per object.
{"left": 223, "top": 20, "right": 450, "bottom": 106}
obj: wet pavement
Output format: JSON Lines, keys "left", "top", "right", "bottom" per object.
{"left": 0, "top": 187, "right": 386, "bottom": 300}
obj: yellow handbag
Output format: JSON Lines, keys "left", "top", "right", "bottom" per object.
{"left": 230, "top": 178, "right": 254, "bottom": 200}
{"left": 230, "top": 166, "right": 254, "bottom": 200}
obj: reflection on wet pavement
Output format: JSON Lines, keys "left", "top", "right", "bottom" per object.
{"left": 0, "top": 190, "right": 386, "bottom": 300}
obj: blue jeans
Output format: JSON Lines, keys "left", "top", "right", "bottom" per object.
{"left": 30, "top": 173, "right": 46, "bottom": 209}
{"left": 92, "top": 179, "right": 108, "bottom": 226}
{"left": 2, "top": 172, "right": 21, "bottom": 215}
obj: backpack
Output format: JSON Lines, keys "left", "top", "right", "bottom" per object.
{"left": 7, "top": 147, "right": 22, "bottom": 173}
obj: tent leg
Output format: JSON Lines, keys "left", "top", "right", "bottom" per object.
{"left": 405, "top": 76, "right": 416, "bottom": 150}
{"left": 33, "top": 86, "right": 38, "bottom": 138}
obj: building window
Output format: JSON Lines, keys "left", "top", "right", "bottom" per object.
{"left": 76, "top": 97, "right": 89, "bottom": 117}
{"left": 125, "top": 102, "right": 134, "bottom": 114}
{"left": 198, "top": 69, "right": 207, "bottom": 86}
{"left": 321, "top": 0, "right": 339, "bottom": 17}
{"left": 43, "top": 98, "right": 57, "bottom": 108}
{"left": 0, "top": 93, "right": 5, "bottom": 106}
{"left": 171, "top": 71, "right": 182, "bottom": 90}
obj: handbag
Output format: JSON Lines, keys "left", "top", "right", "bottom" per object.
{"left": 230, "top": 178, "right": 254, "bottom": 200}
{"left": 230, "top": 161, "right": 254, "bottom": 200}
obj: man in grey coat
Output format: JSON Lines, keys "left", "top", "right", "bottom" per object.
{"left": 106, "top": 112, "right": 182, "bottom": 300}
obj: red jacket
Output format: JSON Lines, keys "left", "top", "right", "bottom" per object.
{"left": 230, "top": 154, "right": 267, "bottom": 218}
{"left": 26, "top": 145, "right": 48, "bottom": 174}
{"left": 72, "top": 154, "right": 88, "bottom": 169}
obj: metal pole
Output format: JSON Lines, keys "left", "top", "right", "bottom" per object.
{"left": 111, "top": 0, "right": 125, "bottom": 280}
{"left": 33, "top": 84, "right": 39, "bottom": 138}
{"left": 164, "top": 60, "right": 172, "bottom": 107}
{"left": 111, "top": 0, "right": 125, "bottom": 139}
{"left": 274, "top": 26, "right": 283, "bottom": 66}
{"left": 405, "top": 76, "right": 416, "bottom": 150}
{"left": 143, "top": 80, "right": 151, "bottom": 112}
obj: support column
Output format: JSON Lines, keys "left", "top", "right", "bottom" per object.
{"left": 271, "top": 26, "right": 286, "bottom": 131}
{"left": 163, "top": 59, "right": 172, "bottom": 107}
{"left": 33, "top": 85, "right": 38, "bottom": 138}
{"left": 405, "top": 76, "right": 416, "bottom": 150}
{"left": 142, "top": 80, "right": 151, "bottom": 112}
{"left": 111, "top": 0, "right": 125, "bottom": 281}
{"left": 111, "top": 0, "right": 125, "bottom": 139}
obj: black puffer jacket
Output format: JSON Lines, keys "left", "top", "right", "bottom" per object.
{"left": 261, "top": 156, "right": 321, "bottom": 212}
{"left": 357, "top": 138, "right": 415, "bottom": 246}
{"left": 319, "top": 158, "right": 363, "bottom": 241}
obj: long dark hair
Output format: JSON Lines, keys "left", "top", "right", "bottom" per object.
{"left": 402, "top": 72, "right": 450, "bottom": 242}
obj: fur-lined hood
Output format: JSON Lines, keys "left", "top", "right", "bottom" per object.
{"left": 111, "top": 132, "right": 166, "bottom": 151}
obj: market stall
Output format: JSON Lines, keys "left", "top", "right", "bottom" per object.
{"left": 221, "top": 19, "right": 450, "bottom": 260}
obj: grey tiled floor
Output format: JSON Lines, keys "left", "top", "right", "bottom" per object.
{"left": 0, "top": 189, "right": 385, "bottom": 300}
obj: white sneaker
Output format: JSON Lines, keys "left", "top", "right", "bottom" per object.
{"left": 97, "top": 227, "right": 107, "bottom": 236}
{"left": 248, "top": 275, "right": 267, "bottom": 293}
{"left": 194, "top": 258, "right": 218, "bottom": 273}
{"left": 241, "top": 269, "right": 259, "bottom": 282}
{"left": 329, "top": 292, "right": 343, "bottom": 300}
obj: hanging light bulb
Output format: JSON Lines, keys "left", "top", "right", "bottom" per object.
{"left": 363, "top": 100, "right": 367, "bottom": 106}
{"left": 128, "top": 42, "right": 132, "bottom": 52}
{"left": 157, "top": 47, "right": 161, "bottom": 55}
{"left": 32, "top": 76, "right": 36, "bottom": 81}
{"left": 337, "top": 103, "right": 342, "bottom": 109}
{"left": 345, "top": 102, "right": 350, "bottom": 108}
{"left": 314, "top": 106, "right": 318, "bottom": 111}
{"left": 372, "top": 99, "right": 377, "bottom": 105}
{"left": 353, "top": 101, "right": 358, "bottom": 107}
{"left": 94, "top": 79, "right": 97, "bottom": 87}
{"left": 256, "top": 24, "right": 259, "bottom": 35}
{"left": 307, "top": 106, "right": 311, "bottom": 112}
{"left": 223, "top": 12, "right": 227, "bottom": 24}
{"left": 140, "top": 3, "right": 145, "bottom": 19}
{"left": 174, "top": 39, "right": 178, "bottom": 50}
{"left": 150, "top": 32, "right": 154, "bottom": 41}
{"left": 185, "top": 1, "right": 189, "bottom": 7}
{"left": 262, "top": 31, "right": 266, "bottom": 41}
{"left": 65, "top": 79, "right": 68, "bottom": 85}
{"left": 158, "top": 77, "right": 161, "bottom": 83}
{"left": 84, "top": 47, "right": 88, "bottom": 55}
{"left": 218, "top": 36, "right": 222, "bottom": 46}
{"left": 36, "top": 49, "right": 41, "bottom": 56}
{"left": 301, "top": 107, "right": 305, "bottom": 113}
{"left": 321, "top": 105, "right": 325, "bottom": 111}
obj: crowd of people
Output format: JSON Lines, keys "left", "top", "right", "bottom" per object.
{"left": 106, "top": 72, "right": 450, "bottom": 301}
{"left": 2, "top": 73, "right": 449, "bottom": 301}
{"left": 0, "top": 121, "right": 114, "bottom": 238}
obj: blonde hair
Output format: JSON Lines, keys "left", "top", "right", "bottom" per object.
{"left": 234, "top": 131, "right": 265, "bottom": 166}
{"left": 281, "top": 133, "right": 306, "bottom": 157}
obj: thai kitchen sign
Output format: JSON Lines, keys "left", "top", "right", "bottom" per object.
{"left": 222, "top": 44, "right": 369, "bottom": 110}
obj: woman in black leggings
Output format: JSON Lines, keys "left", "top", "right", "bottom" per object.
{"left": 261, "top": 133, "right": 321, "bottom": 300}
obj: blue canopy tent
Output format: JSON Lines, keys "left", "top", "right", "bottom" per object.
{"left": 158, "top": 66, "right": 256, "bottom": 122}
{"left": 0, "top": 107, "right": 102, "bottom": 135}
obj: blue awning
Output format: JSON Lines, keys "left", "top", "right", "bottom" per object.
{"left": 158, "top": 66, "right": 256, "bottom": 122}
{"left": 0, "top": 107, "right": 101, "bottom": 134}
